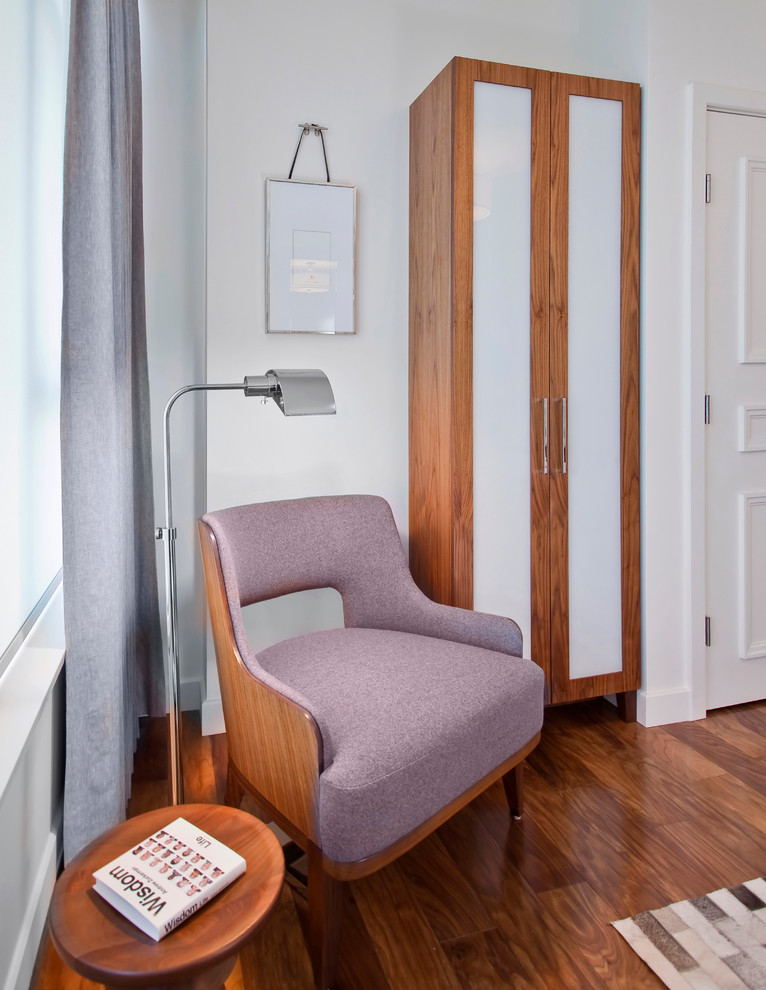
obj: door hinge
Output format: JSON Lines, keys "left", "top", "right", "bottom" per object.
{"left": 705, "top": 616, "right": 711, "bottom": 647}
{"left": 705, "top": 173, "right": 711, "bottom": 204}
{"left": 704, "top": 394, "right": 711, "bottom": 424}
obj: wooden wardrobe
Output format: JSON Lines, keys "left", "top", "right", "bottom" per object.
{"left": 408, "top": 57, "right": 641, "bottom": 712}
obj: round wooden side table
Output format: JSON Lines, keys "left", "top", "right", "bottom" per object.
{"left": 49, "top": 803, "right": 285, "bottom": 990}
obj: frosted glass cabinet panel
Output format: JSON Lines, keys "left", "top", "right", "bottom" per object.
{"left": 473, "top": 81, "right": 532, "bottom": 658}
{"left": 410, "top": 58, "right": 641, "bottom": 713}
{"left": 566, "top": 95, "right": 624, "bottom": 679}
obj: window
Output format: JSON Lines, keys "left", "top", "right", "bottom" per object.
{"left": 0, "top": 0, "right": 67, "bottom": 675}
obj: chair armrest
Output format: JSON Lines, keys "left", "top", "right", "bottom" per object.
{"left": 396, "top": 589, "right": 523, "bottom": 657}
{"left": 331, "top": 497, "right": 524, "bottom": 655}
{"left": 347, "top": 577, "right": 523, "bottom": 657}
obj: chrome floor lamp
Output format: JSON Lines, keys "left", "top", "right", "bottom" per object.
{"left": 157, "top": 369, "right": 336, "bottom": 804}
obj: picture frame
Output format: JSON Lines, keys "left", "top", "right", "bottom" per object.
{"left": 266, "top": 177, "right": 357, "bottom": 334}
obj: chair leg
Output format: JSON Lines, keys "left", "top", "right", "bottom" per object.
{"left": 307, "top": 842, "right": 344, "bottom": 990}
{"left": 503, "top": 762, "right": 524, "bottom": 820}
{"left": 223, "top": 763, "right": 244, "bottom": 808}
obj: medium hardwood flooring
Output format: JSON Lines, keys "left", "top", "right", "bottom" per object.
{"left": 31, "top": 698, "right": 766, "bottom": 989}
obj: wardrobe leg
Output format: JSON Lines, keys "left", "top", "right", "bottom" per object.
{"left": 307, "top": 843, "right": 343, "bottom": 990}
{"left": 503, "top": 762, "right": 524, "bottom": 820}
{"left": 616, "top": 690, "right": 637, "bottom": 723}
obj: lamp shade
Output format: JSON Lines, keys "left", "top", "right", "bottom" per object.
{"left": 244, "top": 369, "right": 336, "bottom": 416}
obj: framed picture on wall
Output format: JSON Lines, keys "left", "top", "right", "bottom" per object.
{"left": 266, "top": 177, "right": 357, "bottom": 334}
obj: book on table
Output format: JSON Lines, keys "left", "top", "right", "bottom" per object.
{"left": 92, "top": 816, "right": 247, "bottom": 940}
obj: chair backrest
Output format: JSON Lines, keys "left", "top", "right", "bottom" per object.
{"left": 197, "top": 512, "right": 324, "bottom": 839}
{"left": 201, "top": 494, "right": 416, "bottom": 638}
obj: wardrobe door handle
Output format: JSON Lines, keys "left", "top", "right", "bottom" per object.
{"left": 543, "top": 397, "right": 549, "bottom": 475}
{"left": 560, "top": 397, "right": 567, "bottom": 475}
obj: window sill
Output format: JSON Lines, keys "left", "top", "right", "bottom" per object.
{"left": 0, "top": 586, "right": 65, "bottom": 799}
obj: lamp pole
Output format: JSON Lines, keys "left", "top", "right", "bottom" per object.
{"left": 156, "top": 371, "right": 335, "bottom": 805}
{"left": 157, "top": 382, "right": 248, "bottom": 806}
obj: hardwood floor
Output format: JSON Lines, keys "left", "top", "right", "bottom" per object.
{"left": 31, "top": 698, "right": 766, "bottom": 989}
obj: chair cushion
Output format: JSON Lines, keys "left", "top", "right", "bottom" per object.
{"left": 256, "top": 627, "right": 544, "bottom": 863}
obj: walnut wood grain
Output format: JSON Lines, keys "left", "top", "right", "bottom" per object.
{"left": 307, "top": 842, "right": 344, "bottom": 990}
{"left": 451, "top": 58, "right": 475, "bottom": 610}
{"left": 409, "top": 57, "right": 550, "bottom": 625}
{"left": 38, "top": 698, "right": 766, "bottom": 990}
{"left": 453, "top": 58, "right": 553, "bottom": 694}
{"left": 234, "top": 885, "right": 317, "bottom": 990}
{"left": 502, "top": 762, "right": 525, "bottom": 819}
{"left": 199, "top": 517, "right": 540, "bottom": 988}
{"left": 198, "top": 521, "right": 323, "bottom": 843}
{"left": 48, "top": 804, "right": 284, "bottom": 989}
{"left": 226, "top": 735, "right": 538, "bottom": 886}
{"left": 619, "top": 80, "right": 643, "bottom": 703}
{"left": 409, "top": 59, "right": 457, "bottom": 605}
{"left": 616, "top": 690, "right": 638, "bottom": 723}
{"left": 527, "top": 65, "right": 553, "bottom": 702}
{"left": 323, "top": 734, "right": 539, "bottom": 882}
{"left": 350, "top": 863, "right": 465, "bottom": 990}
{"left": 394, "top": 831, "right": 494, "bottom": 944}
{"left": 548, "top": 70, "right": 570, "bottom": 707}
{"left": 440, "top": 928, "right": 526, "bottom": 990}
{"left": 410, "top": 58, "right": 641, "bottom": 717}
{"left": 548, "top": 73, "right": 641, "bottom": 705}
{"left": 409, "top": 59, "right": 640, "bottom": 709}
{"left": 201, "top": 517, "right": 539, "bottom": 884}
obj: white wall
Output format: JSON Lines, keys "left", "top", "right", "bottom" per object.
{"left": 640, "top": 0, "right": 766, "bottom": 724}
{"left": 202, "top": 0, "right": 649, "bottom": 727}
{"left": 205, "top": 0, "right": 649, "bottom": 529}
{"left": 199, "top": 0, "right": 766, "bottom": 728}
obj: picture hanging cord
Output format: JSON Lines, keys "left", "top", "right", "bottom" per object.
{"left": 288, "top": 123, "right": 331, "bottom": 182}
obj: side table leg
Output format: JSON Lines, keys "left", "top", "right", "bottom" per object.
{"left": 105, "top": 952, "right": 236, "bottom": 990}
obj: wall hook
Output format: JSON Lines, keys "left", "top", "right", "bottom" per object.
{"left": 288, "top": 122, "right": 331, "bottom": 182}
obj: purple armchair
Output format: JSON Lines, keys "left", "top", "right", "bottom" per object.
{"left": 198, "top": 494, "right": 544, "bottom": 989}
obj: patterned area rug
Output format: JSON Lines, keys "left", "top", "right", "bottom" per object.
{"left": 613, "top": 879, "right": 766, "bottom": 989}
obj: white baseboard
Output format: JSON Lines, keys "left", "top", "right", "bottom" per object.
{"left": 5, "top": 827, "right": 60, "bottom": 990}
{"left": 200, "top": 685, "right": 705, "bottom": 734}
{"left": 637, "top": 686, "right": 705, "bottom": 727}
{"left": 180, "top": 678, "right": 202, "bottom": 713}
{"left": 199, "top": 684, "right": 707, "bottom": 735}
{"left": 200, "top": 695, "right": 225, "bottom": 736}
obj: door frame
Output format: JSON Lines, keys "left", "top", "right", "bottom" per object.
{"left": 687, "top": 83, "right": 766, "bottom": 718}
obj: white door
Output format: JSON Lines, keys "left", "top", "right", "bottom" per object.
{"left": 706, "top": 109, "right": 766, "bottom": 709}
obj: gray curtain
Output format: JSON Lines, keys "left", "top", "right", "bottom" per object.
{"left": 61, "top": 0, "right": 165, "bottom": 862}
